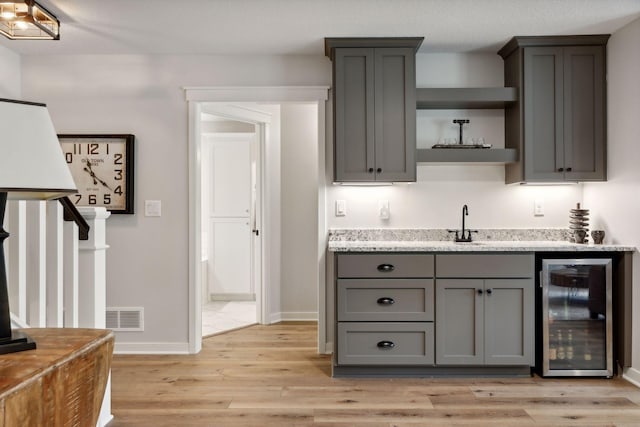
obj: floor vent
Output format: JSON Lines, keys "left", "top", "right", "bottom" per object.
{"left": 106, "top": 307, "right": 144, "bottom": 331}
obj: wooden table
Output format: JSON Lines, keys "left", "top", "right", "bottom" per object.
{"left": 0, "top": 328, "right": 114, "bottom": 427}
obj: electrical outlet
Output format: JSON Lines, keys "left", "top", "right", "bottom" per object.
{"left": 379, "top": 200, "right": 390, "bottom": 220}
{"left": 534, "top": 199, "right": 544, "bottom": 216}
{"left": 335, "top": 200, "right": 346, "bottom": 217}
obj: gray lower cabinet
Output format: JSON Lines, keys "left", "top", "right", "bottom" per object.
{"left": 325, "top": 38, "right": 422, "bottom": 183}
{"left": 334, "top": 252, "right": 534, "bottom": 374}
{"left": 499, "top": 35, "right": 609, "bottom": 183}
{"left": 435, "top": 278, "right": 534, "bottom": 366}
{"left": 435, "top": 254, "right": 535, "bottom": 366}
{"left": 335, "top": 253, "right": 435, "bottom": 367}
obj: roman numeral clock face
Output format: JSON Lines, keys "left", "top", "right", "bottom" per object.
{"left": 59, "top": 135, "right": 135, "bottom": 214}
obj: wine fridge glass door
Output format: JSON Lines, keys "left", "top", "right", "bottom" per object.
{"left": 541, "top": 258, "right": 613, "bottom": 377}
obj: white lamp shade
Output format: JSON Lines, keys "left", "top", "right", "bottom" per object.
{"left": 0, "top": 99, "right": 77, "bottom": 200}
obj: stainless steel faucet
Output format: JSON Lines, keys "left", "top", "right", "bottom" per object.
{"left": 448, "top": 204, "right": 477, "bottom": 242}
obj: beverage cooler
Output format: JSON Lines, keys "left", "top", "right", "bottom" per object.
{"left": 540, "top": 258, "right": 613, "bottom": 377}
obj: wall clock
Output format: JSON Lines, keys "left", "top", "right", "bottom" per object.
{"left": 58, "top": 134, "right": 135, "bottom": 214}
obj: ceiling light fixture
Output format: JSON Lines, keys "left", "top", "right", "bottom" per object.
{"left": 0, "top": 0, "right": 59, "bottom": 40}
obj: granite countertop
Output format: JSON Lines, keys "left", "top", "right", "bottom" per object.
{"left": 328, "top": 228, "right": 636, "bottom": 253}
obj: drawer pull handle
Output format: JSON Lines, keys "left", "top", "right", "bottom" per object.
{"left": 377, "top": 297, "right": 395, "bottom": 305}
{"left": 486, "top": 288, "right": 493, "bottom": 295}
{"left": 377, "top": 341, "right": 395, "bottom": 349}
{"left": 377, "top": 264, "right": 395, "bottom": 273}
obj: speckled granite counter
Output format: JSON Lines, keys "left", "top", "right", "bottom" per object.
{"left": 328, "top": 228, "right": 635, "bottom": 252}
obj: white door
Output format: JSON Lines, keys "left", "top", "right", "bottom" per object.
{"left": 206, "top": 136, "right": 253, "bottom": 299}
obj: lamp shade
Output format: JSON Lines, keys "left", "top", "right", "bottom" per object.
{"left": 0, "top": 98, "right": 77, "bottom": 200}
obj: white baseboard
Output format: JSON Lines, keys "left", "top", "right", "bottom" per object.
{"left": 114, "top": 341, "right": 191, "bottom": 355}
{"left": 268, "top": 311, "right": 318, "bottom": 324}
{"left": 623, "top": 367, "right": 640, "bottom": 388}
{"left": 323, "top": 342, "right": 333, "bottom": 355}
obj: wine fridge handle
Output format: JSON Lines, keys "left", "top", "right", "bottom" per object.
{"left": 539, "top": 271, "right": 542, "bottom": 288}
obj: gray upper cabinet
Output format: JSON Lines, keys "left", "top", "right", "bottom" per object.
{"left": 326, "top": 38, "right": 423, "bottom": 182}
{"left": 499, "top": 35, "right": 609, "bottom": 183}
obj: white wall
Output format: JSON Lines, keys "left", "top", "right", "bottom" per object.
{"left": 583, "top": 17, "right": 640, "bottom": 374}
{"left": 0, "top": 45, "right": 20, "bottom": 98}
{"left": 21, "top": 54, "right": 330, "bottom": 348}
{"left": 280, "top": 103, "right": 319, "bottom": 320}
{"left": 327, "top": 53, "right": 583, "bottom": 230}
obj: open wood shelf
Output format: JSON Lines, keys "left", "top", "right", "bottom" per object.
{"left": 416, "top": 87, "right": 518, "bottom": 109}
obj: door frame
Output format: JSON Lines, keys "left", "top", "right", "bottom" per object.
{"left": 185, "top": 86, "right": 329, "bottom": 354}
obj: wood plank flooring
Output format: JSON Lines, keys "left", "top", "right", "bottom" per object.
{"left": 110, "top": 322, "right": 640, "bottom": 426}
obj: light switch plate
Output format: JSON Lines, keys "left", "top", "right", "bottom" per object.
{"left": 145, "top": 200, "right": 162, "bottom": 217}
{"left": 534, "top": 199, "right": 544, "bottom": 216}
{"left": 379, "top": 200, "right": 390, "bottom": 220}
{"left": 335, "top": 200, "right": 346, "bottom": 216}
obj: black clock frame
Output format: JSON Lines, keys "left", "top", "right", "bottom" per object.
{"left": 57, "top": 134, "right": 135, "bottom": 214}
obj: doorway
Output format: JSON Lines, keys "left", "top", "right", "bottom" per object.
{"left": 186, "top": 87, "right": 329, "bottom": 354}
{"left": 199, "top": 108, "right": 267, "bottom": 337}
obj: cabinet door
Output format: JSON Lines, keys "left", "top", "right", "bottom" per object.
{"left": 483, "top": 279, "right": 534, "bottom": 366}
{"left": 374, "top": 48, "right": 416, "bottom": 182}
{"left": 334, "top": 48, "right": 375, "bottom": 181}
{"left": 523, "top": 47, "right": 565, "bottom": 181}
{"left": 435, "top": 279, "right": 484, "bottom": 365}
{"left": 563, "top": 45, "right": 606, "bottom": 181}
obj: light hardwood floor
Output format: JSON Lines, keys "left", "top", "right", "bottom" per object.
{"left": 111, "top": 322, "right": 640, "bottom": 426}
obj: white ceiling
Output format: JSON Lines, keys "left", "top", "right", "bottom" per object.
{"left": 2, "top": 0, "right": 640, "bottom": 56}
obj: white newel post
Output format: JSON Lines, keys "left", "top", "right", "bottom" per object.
{"left": 77, "top": 207, "right": 112, "bottom": 427}
{"left": 77, "top": 207, "right": 110, "bottom": 328}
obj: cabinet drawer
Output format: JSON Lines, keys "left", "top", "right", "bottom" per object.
{"left": 436, "top": 254, "right": 534, "bottom": 278}
{"left": 337, "top": 322, "right": 434, "bottom": 365}
{"left": 337, "top": 279, "right": 434, "bottom": 321}
{"left": 337, "top": 254, "right": 434, "bottom": 278}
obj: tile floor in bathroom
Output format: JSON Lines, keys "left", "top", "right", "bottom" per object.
{"left": 201, "top": 300, "right": 257, "bottom": 336}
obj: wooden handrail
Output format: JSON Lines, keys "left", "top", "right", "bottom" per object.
{"left": 57, "top": 197, "right": 90, "bottom": 240}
